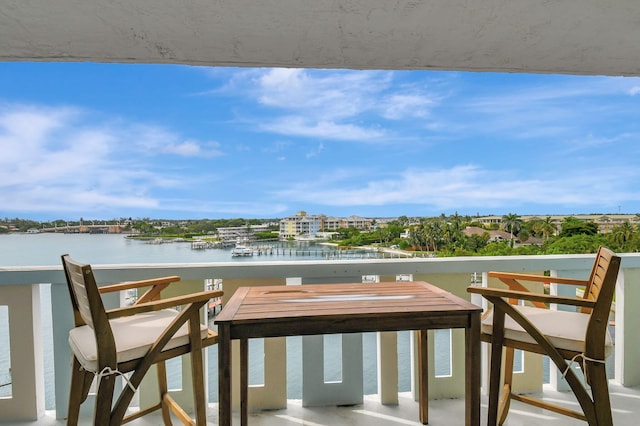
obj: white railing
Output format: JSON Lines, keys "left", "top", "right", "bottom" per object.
{"left": 1, "top": 253, "right": 640, "bottom": 421}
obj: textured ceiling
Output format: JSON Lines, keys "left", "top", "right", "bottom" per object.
{"left": 1, "top": 0, "right": 639, "bottom": 76}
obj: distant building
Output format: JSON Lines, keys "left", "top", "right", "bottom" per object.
{"left": 473, "top": 214, "right": 639, "bottom": 234}
{"left": 463, "top": 226, "right": 543, "bottom": 246}
{"left": 279, "top": 211, "right": 324, "bottom": 239}
{"left": 279, "top": 212, "right": 373, "bottom": 238}
{"left": 342, "top": 215, "right": 373, "bottom": 230}
{"left": 322, "top": 215, "right": 373, "bottom": 231}
{"left": 463, "top": 226, "right": 514, "bottom": 243}
{"left": 321, "top": 216, "right": 342, "bottom": 231}
{"left": 217, "top": 224, "right": 271, "bottom": 243}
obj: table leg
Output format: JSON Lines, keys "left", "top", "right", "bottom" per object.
{"left": 240, "top": 338, "right": 249, "bottom": 426}
{"left": 417, "top": 329, "right": 428, "bottom": 424}
{"left": 218, "top": 324, "right": 232, "bottom": 426}
{"left": 466, "top": 312, "right": 481, "bottom": 426}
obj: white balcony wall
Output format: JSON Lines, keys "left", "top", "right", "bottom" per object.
{"left": 0, "top": 253, "right": 639, "bottom": 421}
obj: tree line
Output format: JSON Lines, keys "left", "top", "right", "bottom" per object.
{"left": 334, "top": 213, "right": 640, "bottom": 255}
{"left": 4, "top": 214, "right": 640, "bottom": 255}
{"left": 0, "top": 217, "right": 278, "bottom": 235}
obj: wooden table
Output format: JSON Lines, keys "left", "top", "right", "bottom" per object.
{"left": 216, "top": 281, "right": 481, "bottom": 425}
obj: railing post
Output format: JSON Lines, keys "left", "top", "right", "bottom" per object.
{"left": 247, "top": 337, "right": 287, "bottom": 409}
{"left": 549, "top": 269, "right": 584, "bottom": 392}
{"left": 300, "top": 275, "right": 364, "bottom": 407}
{"left": 0, "top": 284, "right": 45, "bottom": 420}
{"left": 377, "top": 331, "right": 398, "bottom": 405}
{"left": 616, "top": 268, "right": 640, "bottom": 386}
{"left": 302, "top": 333, "right": 363, "bottom": 406}
{"left": 51, "top": 281, "right": 74, "bottom": 419}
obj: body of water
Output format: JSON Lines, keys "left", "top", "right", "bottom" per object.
{"left": 0, "top": 233, "right": 445, "bottom": 409}
{"left": 0, "top": 232, "right": 360, "bottom": 266}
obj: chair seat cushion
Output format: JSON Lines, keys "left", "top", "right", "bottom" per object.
{"left": 482, "top": 305, "right": 613, "bottom": 358}
{"left": 69, "top": 308, "right": 209, "bottom": 372}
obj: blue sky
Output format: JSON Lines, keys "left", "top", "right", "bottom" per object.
{"left": 1, "top": 63, "right": 640, "bottom": 221}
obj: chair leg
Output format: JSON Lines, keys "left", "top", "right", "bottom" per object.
{"left": 497, "top": 347, "right": 515, "bottom": 425}
{"left": 157, "top": 361, "right": 173, "bottom": 425}
{"left": 67, "top": 357, "right": 91, "bottom": 426}
{"left": 588, "top": 362, "right": 613, "bottom": 426}
{"left": 94, "top": 369, "right": 117, "bottom": 426}
{"left": 488, "top": 309, "right": 506, "bottom": 426}
{"left": 189, "top": 316, "right": 206, "bottom": 424}
{"left": 191, "top": 349, "right": 206, "bottom": 424}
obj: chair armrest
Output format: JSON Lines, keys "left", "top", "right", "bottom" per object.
{"left": 106, "top": 289, "right": 223, "bottom": 319}
{"left": 488, "top": 271, "right": 589, "bottom": 286}
{"left": 467, "top": 286, "right": 596, "bottom": 309}
{"left": 98, "top": 276, "right": 181, "bottom": 293}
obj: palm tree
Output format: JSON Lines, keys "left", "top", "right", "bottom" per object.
{"left": 528, "top": 216, "right": 555, "bottom": 240}
{"left": 449, "top": 212, "right": 463, "bottom": 232}
{"left": 612, "top": 221, "right": 635, "bottom": 248}
{"left": 425, "top": 220, "right": 444, "bottom": 252}
{"left": 501, "top": 213, "right": 523, "bottom": 247}
{"left": 397, "top": 215, "right": 410, "bottom": 227}
{"left": 408, "top": 227, "right": 423, "bottom": 251}
{"left": 540, "top": 216, "right": 556, "bottom": 239}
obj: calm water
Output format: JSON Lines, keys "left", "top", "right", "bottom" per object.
{"left": 0, "top": 232, "right": 357, "bottom": 266}
{"left": 0, "top": 233, "right": 428, "bottom": 410}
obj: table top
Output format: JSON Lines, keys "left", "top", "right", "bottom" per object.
{"left": 215, "top": 281, "right": 481, "bottom": 339}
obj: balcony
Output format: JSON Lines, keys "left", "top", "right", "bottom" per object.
{"left": 1, "top": 253, "right": 640, "bottom": 424}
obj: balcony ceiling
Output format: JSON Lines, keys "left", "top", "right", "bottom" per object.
{"left": 1, "top": 1, "right": 639, "bottom": 76}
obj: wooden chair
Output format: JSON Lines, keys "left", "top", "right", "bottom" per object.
{"left": 467, "top": 246, "right": 620, "bottom": 426}
{"left": 61, "top": 254, "right": 222, "bottom": 425}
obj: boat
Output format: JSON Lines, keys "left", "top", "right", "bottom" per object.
{"left": 231, "top": 245, "right": 254, "bottom": 257}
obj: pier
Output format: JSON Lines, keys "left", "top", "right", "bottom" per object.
{"left": 190, "top": 240, "right": 417, "bottom": 259}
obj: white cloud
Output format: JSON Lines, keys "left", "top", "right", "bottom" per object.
{"left": 129, "top": 126, "right": 223, "bottom": 157}
{"left": 262, "top": 117, "right": 385, "bottom": 141}
{"left": 0, "top": 106, "right": 78, "bottom": 162}
{"left": 306, "top": 143, "right": 324, "bottom": 158}
{"left": 262, "top": 141, "right": 292, "bottom": 154}
{"left": 0, "top": 104, "right": 217, "bottom": 216}
{"left": 273, "top": 165, "right": 640, "bottom": 212}
{"left": 3, "top": 187, "right": 158, "bottom": 213}
{"left": 248, "top": 69, "right": 397, "bottom": 141}
{"left": 157, "top": 199, "right": 289, "bottom": 216}
{"left": 381, "top": 94, "right": 434, "bottom": 120}
{"left": 0, "top": 105, "right": 74, "bottom": 137}
{"left": 256, "top": 69, "right": 391, "bottom": 120}
{"left": 161, "top": 140, "right": 223, "bottom": 157}
{"left": 217, "top": 68, "right": 444, "bottom": 143}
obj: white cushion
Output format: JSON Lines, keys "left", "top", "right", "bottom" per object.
{"left": 69, "top": 308, "right": 209, "bottom": 372}
{"left": 482, "top": 305, "right": 613, "bottom": 358}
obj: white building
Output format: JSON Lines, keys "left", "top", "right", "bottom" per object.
{"left": 280, "top": 212, "right": 374, "bottom": 238}
{"left": 217, "top": 224, "right": 271, "bottom": 243}
{"left": 279, "top": 211, "right": 324, "bottom": 238}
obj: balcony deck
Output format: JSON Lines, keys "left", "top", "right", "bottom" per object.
{"left": 24, "top": 383, "right": 640, "bottom": 425}
{"left": 2, "top": 253, "right": 640, "bottom": 424}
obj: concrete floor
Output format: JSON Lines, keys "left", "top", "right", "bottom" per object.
{"left": 18, "top": 383, "right": 640, "bottom": 426}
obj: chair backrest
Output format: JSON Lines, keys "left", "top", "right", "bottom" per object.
{"left": 583, "top": 247, "right": 620, "bottom": 359}
{"left": 582, "top": 247, "right": 610, "bottom": 301}
{"left": 62, "top": 254, "right": 100, "bottom": 327}
{"left": 61, "top": 254, "right": 116, "bottom": 365}
{"left": 581, "top": 247, "right": 619, "bottom": 308}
